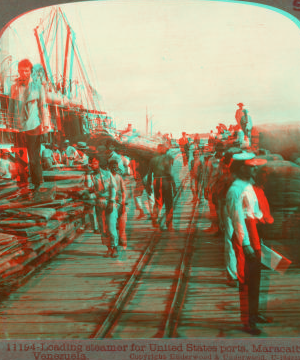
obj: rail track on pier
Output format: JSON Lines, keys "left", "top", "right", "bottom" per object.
{"left": 90, "top": 174, "right": 202, "bottom": 339}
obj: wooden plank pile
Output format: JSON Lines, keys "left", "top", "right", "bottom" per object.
{"left": 0, "top": 171, "right": 89, "bottom": 294}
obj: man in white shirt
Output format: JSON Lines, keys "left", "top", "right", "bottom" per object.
{"left": 62, "top": 139, "right": 79, "bottom": 166}
{"left": 109, "top": 160, "right": 127, "bottom": 253}
{"left": 226, "top": 153, "right": 273, "bottom": 335}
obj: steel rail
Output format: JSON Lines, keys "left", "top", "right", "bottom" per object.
{"left": 90, "top": 173, "right": 190, "bottom": 339}
{"left": 162, "top": 186, "right": 204, "bottom": 338}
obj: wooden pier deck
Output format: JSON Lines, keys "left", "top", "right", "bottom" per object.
{"left": 0, "top": 169, "right": 300, "bottom": 339}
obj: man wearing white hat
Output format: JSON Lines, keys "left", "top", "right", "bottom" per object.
{"left": 225, "top": 152, "right": 273, "bottom": 335}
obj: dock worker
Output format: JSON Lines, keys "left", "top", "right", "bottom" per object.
{"left": 216, "top": 148, "right": 242, "bottom": 287}
{"left": 178, "top": 132, "right": 190, "bottom": 167}
{"left": 74, "top": 142, "right": 89, "bottom": 167}
{"left": 146, "top": 144, "right": 176, "bottom": 231}
{"left": 8, "top": 60, "right": 52, "bottom": 194}
{"left": 0, "top": 150, "right": 13, "bottom": 181}
{"left": 131, "top": 157, "right": 154, "bottom": 220}
{"left": 52, "top": 144, "right": 62, "bottom": 165}
{"left": 105, "top": 139, "right": 126, "bottom": 175}
{"left": 108, "top": 159, "right": 127, "bottom": 252}
{"left": 203, "top": 142, "right": 224, "bottom": 234}
{"left": 235, "top": 103, "right": 244, "bottom": 127}
{"left": 87, "top": 148, "right": 119, "bottom": 258}
{"left": 14, "top": 149, "right": 29, "bottom": 186}
{"left": 190, "top": 149, "right": 203, "bottom": 203}
{"left": 225, "top": 152, "right": 273, "bottom": 335}
{"left": 62, "top": 139, "right": 79, "bottom": 166}
{"left": 41, "top": 143, "right": 54, "bottom": 170}
{"left": 240, "top": 109, "right": 253, "bottom": 146}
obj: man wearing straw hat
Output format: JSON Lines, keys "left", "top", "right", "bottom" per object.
{"left": 74, "top": 142, "right": 89, "bottom": 166}
{"left": 235, "top": 102, "right": 244, "bottom": 127}
{"left": 226, "top": 152, "right": 273, "bottom": 335}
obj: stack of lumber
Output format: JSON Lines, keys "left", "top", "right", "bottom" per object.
{"left": 0, "top": 174, "right": 88, "bottom": 293}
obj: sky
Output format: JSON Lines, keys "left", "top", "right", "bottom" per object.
{"left": 1, "top": 0, "right": 300, "bottom": 137}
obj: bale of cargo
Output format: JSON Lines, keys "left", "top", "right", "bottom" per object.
{"left": 256, "top": 154, "right": 283, "bottom": 161}
{"left": 289, "top": 153, "right": 300, "bottom": 163}
{"left": 255, "top": 123, "right": 300, "bottom": 161}
{"left": 257, "top": 160, "right": 300, "bottom": 208}
{"left": 258, "top": 208, "right": 300, "bottom": 240}
{"left": 120, "top": 135, "right": 160, "bottom": 160}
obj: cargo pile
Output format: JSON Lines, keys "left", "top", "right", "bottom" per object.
{"left": 257, "top": 160, "right": 300, "bottom": 241}
{"left": 255, "top": 123, "right": 300, "bottom": 162}
{"left": 0, "top": 173, "right": 88, "bottom": 293}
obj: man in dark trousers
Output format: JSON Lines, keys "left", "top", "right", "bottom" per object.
{"left": 146, "top": 144, "right": 176, "bottom": 231}
{"left": 225, "top": 152, "right": 273, "bottom": 335}
{"left": 178, "top": 132, "right": 190, "bottom": 166}
{"left": 8, "top": 60, "right": 51, "bottom": 196}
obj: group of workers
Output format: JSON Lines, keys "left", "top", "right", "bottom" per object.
{"left": 187, "top": 114, "right": 273, "bottom": 336}
{"left": 4, "top": 56, "right": 273, "bottom": 335}
{"left": 40, "top": 140, "right": 91, "bottom": 169}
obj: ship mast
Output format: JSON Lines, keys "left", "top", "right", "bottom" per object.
{"left": 34, "top": 7, "right": 99, "bottom": 112}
